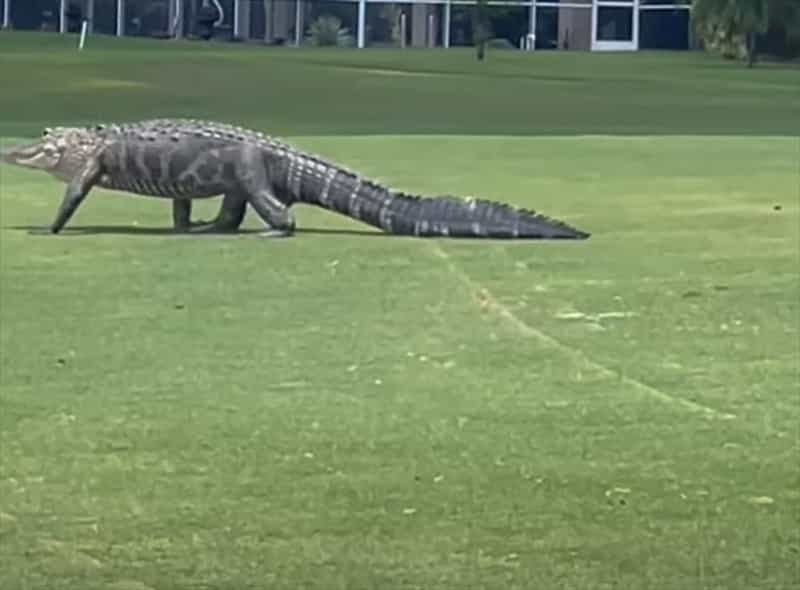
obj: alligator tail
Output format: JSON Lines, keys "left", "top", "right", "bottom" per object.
{"left": 314, "top": 173, "right": 589, "bottom": 239}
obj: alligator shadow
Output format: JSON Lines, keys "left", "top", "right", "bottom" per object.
{"left": 8, "top": 224, "right": 393, "bottom": 238}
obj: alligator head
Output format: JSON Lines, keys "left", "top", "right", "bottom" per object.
{"left": 1, "top": 126, "right": 104, "bottom": 183}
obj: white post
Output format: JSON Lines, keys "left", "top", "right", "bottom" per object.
{"left": 78, "top": 19, "right": 88, "bottom": 48}
{"left": 233, "top": 0, "right": 239, "bottom": 37}
{"left": 294, "top": 0, "right": 302, "bottom": 46}
{"left": 442, "top": 0, "right": 450, "bottom": 49}
{"left": 264, "top": 0, "right": 273, "bottom": 43}
{"left": 400, "top": 12, "right": 406, "bottom": 48}
{"left": 2, "top": 0, "right": 10, "bottom": 29}
{"left": 172, "top": 0, "right": 182, "bottom": 39}
{"left": 86, "top": 0, "right": 95, "bottom": 33}
{"left": 632, "top": 0, "right": 640, "bottom": 50}
{"left": 235, "top": 0, "right": 252, "bottom": 41}
{"left": 116, "top": 0, "right": 124, "bottom": 36}
{"left": 528, "top": 0, "right": 535, "bottom": 39}
{"left": 357, "top": 0, "right": 365, "bottom": 48}
{"left": 59, "top": 0, "right": 67, "bottom": 33}
{"left": 427, "top": 12, "right": 434, "bottom": 47}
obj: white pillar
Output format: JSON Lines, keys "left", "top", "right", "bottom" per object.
{"left": 294, "top": 0, "right": 302, "bottom": 46}
{"left": 235, "top": 0, "right": 251, "bottom": 39}
{"left": 170, "top": 0, "right": 183, "bottom": 38}
{"left": 169, "top": 0, "right": 176, "bottom": 35}
{"left": 443, "top": 0, "right": 450, "bottom": 49}
{"left": 264, "top": 0, "right": 273, "bottom": 43}
{"left": 529, "top": 0, "right": 535, "bottom": 36}
{"left": 59, "top": 0, "right": 67, "bottom": 33}
{"left": 86, "top": 0, "right": 95, "bottom": 33}
{"left": 2, "top": 0, "right": 11, "bottom": 29}
{"left": 357, "top": 0, "right": 365, "bottom": 48}
{"left": 632, "top": 0, "right": 640, "bottom": 50}
{"left": 116, "top": 0, "right": 124, "bottom": 36}
{"left": 167, "top": 0, "right": 176, "bottom": 37}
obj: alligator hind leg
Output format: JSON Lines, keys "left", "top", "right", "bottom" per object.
{"left": 246, "top": 188, "right": 295, "bottom": 238}
{"left": 185, "top": 192, "right": 249, "bottom": 234}
{"left": 235, "top": 146, "right": 295, "bottom": 238}
{"left": 172, "top": 199, "right": 220, "bottom": 232}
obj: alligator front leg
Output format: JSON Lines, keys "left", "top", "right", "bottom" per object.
{"left": 50, "top": 155, "right": 103, "bottom": 233}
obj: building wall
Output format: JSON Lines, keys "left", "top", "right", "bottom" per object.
{"left": 411, "top": 4, "right": 435, "bottom": 47}
{"left": 271, "top": 0, "right": 291, "bottom": 42}
{"left": 4, "top": 0, "right": 690, "bottom": 52}
{"left": 558, "top": 5, "right": 592, "bottom": 50}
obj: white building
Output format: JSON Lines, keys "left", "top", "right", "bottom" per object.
{"left": 0, "top": 0, "right": 692, "bottom": 52}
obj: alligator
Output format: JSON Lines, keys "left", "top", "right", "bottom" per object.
{"left": 0, "top": 118, "right": 590, "bottom": 240}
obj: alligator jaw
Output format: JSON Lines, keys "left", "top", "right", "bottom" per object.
{"left": 1, "top": 140, "right": 53, "bottom": 170}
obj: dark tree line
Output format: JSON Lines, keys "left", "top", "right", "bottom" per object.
{"left": 692, "top": 0, "right": 800, "bottom": 66}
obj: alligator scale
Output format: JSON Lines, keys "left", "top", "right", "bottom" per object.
{"left": 1, "top": 118, "right": 589, "bottom": 240}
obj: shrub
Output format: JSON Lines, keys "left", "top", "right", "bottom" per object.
{"left": 305, "top": 15, "right": 355, "bottom": 47}
{"left": 487, "top": 37, "right": 515, "bottom": 50}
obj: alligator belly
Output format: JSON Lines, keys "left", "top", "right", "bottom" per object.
{"left": 99, "top": 175, "right": 222, "bottom": 199}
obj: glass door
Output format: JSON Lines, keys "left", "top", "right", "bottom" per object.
{"left": 592, "top": 0, "right": 638, "bottom": 51}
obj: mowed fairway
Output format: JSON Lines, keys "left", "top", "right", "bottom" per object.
{"left": 0, "top": 32, "right": 798, "bottom": 590}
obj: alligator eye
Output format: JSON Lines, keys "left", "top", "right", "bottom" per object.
{"left": 42, "top": 128, "right": 52, "bottom": 137}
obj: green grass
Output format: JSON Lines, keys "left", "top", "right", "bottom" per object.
{"left": 1, "top": 31, "right": 799, "bottom": 137}
{"left": 1, "top": 31, "right": 799, "bottom": 590}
